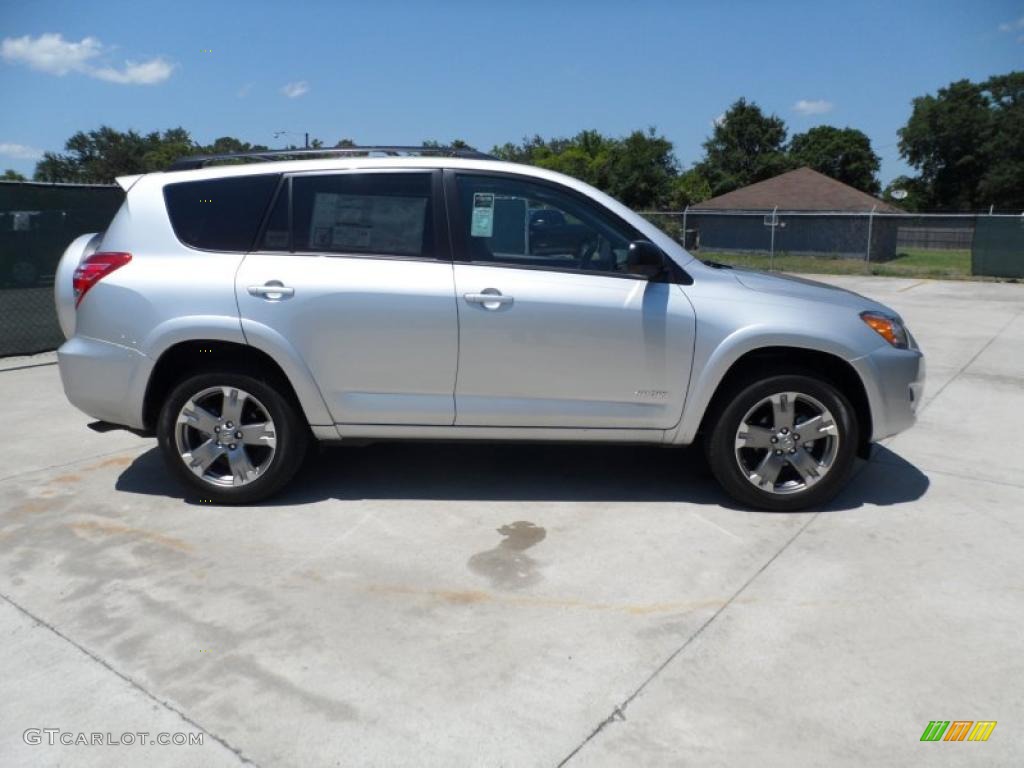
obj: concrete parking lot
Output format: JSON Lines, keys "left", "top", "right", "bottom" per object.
{"left": 1, "top": 274, "right": 1022, "bottom": 767}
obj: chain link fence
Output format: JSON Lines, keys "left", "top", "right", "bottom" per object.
{"left": 0, "top": 181, "right": 123, "bottom": 357}
{"left": 640, "top": 209, "right": 1024, "bottom": 281}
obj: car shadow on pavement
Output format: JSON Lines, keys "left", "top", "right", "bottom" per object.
{"left": 115, "top": 442, "right": 928, "bottom": 512}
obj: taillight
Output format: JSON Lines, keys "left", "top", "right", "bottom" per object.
{"left": 73, "top": 252, "right": 131, "bottom": 308}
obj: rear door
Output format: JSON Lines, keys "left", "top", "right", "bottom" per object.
{"left": 235, "top": 169, "right": 459, "bottom": 425}
{"left": 447, "top": 171, "right": 695, "bottom": 429}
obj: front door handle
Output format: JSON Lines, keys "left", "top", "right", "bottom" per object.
{"left": 464, "top": 290, "right": 513, "bottom": 310}
{"left": 248, "top": 281, "right": 294, "bottom": 300}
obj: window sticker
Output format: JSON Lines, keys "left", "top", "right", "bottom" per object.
{"left": 471, "top": 192, "right": 495, "bottom": 238}
{"left": 308, "top": 193, "right": 426, "bottom": 255}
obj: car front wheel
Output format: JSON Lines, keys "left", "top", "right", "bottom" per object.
{"left": 157, "top": 371, "right": 307, "bottom": 504}
{"left": 706, "top": 374, "right": 859, "bottom": 511}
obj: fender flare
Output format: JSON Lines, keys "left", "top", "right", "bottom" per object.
{"left": 136, "top": 316, "right": 334, "bottom": 428}
{"left": 669, "top": 325, "right": 868, "bottom": 445}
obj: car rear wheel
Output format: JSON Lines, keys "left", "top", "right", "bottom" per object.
{"left": 157, "top": 371, "right": 307, "bottom": 504}
{"left": 706, "top": 374, "right": 858, "bottom": 511}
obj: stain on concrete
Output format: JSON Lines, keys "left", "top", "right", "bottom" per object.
{"left": 52, "top": 473, "right": 82, "bottom": 484}
{"left": 82, "top": 455, "right": 134, "bottom": 471}
{"left": 468, "top": 521, "right": 547, "bottom": 590}
{"left": 69, "top": 519, "right": 193, "bottom": 553}
{"left": 368, "top": 583, "right": 731, "bottom": 615}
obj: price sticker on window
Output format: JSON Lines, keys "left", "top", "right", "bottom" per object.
{"left": 471, "top": 192, "right": 495, "bottom": 238}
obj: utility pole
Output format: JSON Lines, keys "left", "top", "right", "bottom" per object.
{"left": 865, "top": 205, "right": 877, "bottom": 264}
{"left": 304, "top": 132, "right": 309, "bottom": 149}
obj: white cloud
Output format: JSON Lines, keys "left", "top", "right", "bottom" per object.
{"left": 90, "top": 58, "right": 173, "bottom": 85}
{"left": 281, "top": 80, "right": 310, "bottom": 98}
{"left": 0, "top": 142, "right": 43, "bottom": 160}
{"left": 793, "top": 99, "right": 834, "bottom": 116}
{"left": 711, "top": 112, "right": 726, "bottom": 128}
{"left": 237, "top": 82, "right": 254, "bottom": 98}
{"left": 998, "top": 16, "right": 1024, "bottom": 32}
{"left": 0, "top": 33, "right": 172, "bottom": 85}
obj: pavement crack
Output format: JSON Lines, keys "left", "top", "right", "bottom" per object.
{"left": 557, "top": 511, "right": 821, "bottom": 766}
{"left": 0, "top": 591, "right": 259, "bottom": 767}
{"left": 919, "top": 310, "right": 1020, "bottom": 415}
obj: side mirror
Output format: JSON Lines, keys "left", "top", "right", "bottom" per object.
{"left": 626, "top": 240, "right": 665, "bottom": 278}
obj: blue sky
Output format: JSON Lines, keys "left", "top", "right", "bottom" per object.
{"left": 1, "top": 0, "right": 1021, "bottom": 185}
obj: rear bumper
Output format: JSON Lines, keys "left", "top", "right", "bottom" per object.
{"left": 852, "top": 346, "right": 926, "bottom": 442}
{"left": 57, "top": 336, "right": 152, "bottom": 429}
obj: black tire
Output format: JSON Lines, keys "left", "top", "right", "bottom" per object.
{"left": 157, "top": 370, "right": 308, "bottom": 504}
{"left": 705, "top": 373, "right": 859, "bottom": 511}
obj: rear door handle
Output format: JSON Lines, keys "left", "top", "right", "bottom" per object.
{"left": 464, "top": 291, "right": 513, "bottom": 309}
{"left": 248, "top": 281, "right": 294, "bottom": 300}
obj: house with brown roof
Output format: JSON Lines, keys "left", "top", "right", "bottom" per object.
{"left": 689, "top": 167, "right": 902, "bottom": 261}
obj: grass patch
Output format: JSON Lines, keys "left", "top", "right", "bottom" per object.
{"left": 699, "top": 248, "right": 973, "bottom": 280}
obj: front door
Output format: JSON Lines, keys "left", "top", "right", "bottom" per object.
{"left": 236, "top": 170, "right": 459, "bottom": 425}
{"left": 447, "top": 171, "right": 695, "bottom": 429}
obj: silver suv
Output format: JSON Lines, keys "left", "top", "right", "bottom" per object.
{"left": 54, "top": 146, "right": 924, "bottom": 511}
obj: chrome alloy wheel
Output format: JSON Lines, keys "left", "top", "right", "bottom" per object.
{"left": 174, "top": 386, "right": 277, "bottom": 487}
{"left": 734, "top": 391, "right": 840, "bottom": 495}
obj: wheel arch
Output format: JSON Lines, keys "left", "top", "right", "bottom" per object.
{"left": 689, "top": 346, "right": 873, "bottom": 459}
{"left": 142, "top": 339, "right": 327, "bottom": 432}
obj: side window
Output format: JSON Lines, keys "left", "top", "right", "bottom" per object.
{"left": 260, "top": 179, "right": 290, "bottom": 251}
{"left": 289, "top": 172, "right": 434, "bottom": 258}
{"left": 164, "top": 174, "right": 280, "bottom": 251}
{"left": 455, "top": 174, "right": 639, "bottom": 273}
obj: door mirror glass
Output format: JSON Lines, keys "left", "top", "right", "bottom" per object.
{"left": 626, "top": 241, "right": 665, "bottom": 278}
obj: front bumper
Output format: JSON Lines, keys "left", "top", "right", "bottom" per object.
{"left": 57, "top": 336, "right": 152, "bottom": 429}
{"left": 851, "top": 345, "right": 926, "bottom": 443}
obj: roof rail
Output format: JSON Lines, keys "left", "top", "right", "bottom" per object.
{"left": 167, "top": 145, "right": 496, "bottom": 171}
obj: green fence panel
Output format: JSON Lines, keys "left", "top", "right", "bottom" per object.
{"left": 0, "top": 181, "right": 124, "bottom": 357}
{"left": 972, "top": 215, "right": 1024, "bottom": 279}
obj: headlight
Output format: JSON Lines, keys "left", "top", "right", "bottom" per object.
{"left": 860, "top": 311, "right": 910, "bottom": 349}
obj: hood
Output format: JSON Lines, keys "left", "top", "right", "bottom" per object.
{"left": 730, "top": 268, "right": 897, "bottom": 317}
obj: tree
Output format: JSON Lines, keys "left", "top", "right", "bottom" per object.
{"left": 2, "top": 169, "right": 27, "bottom": 181}
{"left": 898, "top": 71, "right": 1024, "bottom": 210}
{"left": 490, "top": 128, "right": 678, "bottom": 209}
{"left": 788, "top": 126, "right": 880, "bottom": 194}
{"left": 668, "top": 169, "right": 712, "bottom": 209}
{"left": 603, "top": 128, "right": 678, "bottom": 209}
{"left": 975, "top": 72, "right": 1024, "bottom": 210}
{"left": 697, "top": 98, "right": 791, "bottom": 196}
{"left": 881, "top": 175, "right": 927, "bottom": 212}
{"left": 33, "top": 127, "right": 274, "bottom": 182}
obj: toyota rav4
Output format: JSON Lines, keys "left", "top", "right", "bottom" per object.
{"left": 54, "top": 146, "right": 924, "bottom": 510}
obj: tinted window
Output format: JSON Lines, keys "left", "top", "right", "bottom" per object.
{"left": 164, "top": 174, "right": 280, "bottom": 251}
{"left": 455, "top": 174, "right": 639, "bottom": 273}
{"left": 291, "top": 173, "right": 433, "bottom": 257}
{"left": 260, "top": 179, "right": 290, "bottom": 251}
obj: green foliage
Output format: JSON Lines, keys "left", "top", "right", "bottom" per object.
{"left": 668, "top": 169, "right": 712, "bottom": 209}
{"left": 697, "top": 98, "right": 792, "bottom": 196}
{"left": 33, "top": 127, "right": 272, "bottom": 183}
{"left": 2, "top": 169, "right": 27, "bottom": 181}
{"left": 898, "top": 71, "right": 1024, "bottom": 210}
{"left": 491, "top": 128, "right": 678, "bottom": 210}
{"left": 789, "top": 126, "right": 881, "bottom": 194}
{"left": 881, "top": 175, "right": 927, "bottom": 212}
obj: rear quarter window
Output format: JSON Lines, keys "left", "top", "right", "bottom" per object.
{"left": 163, "top": 174, "right": 280, "bottom": 251}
